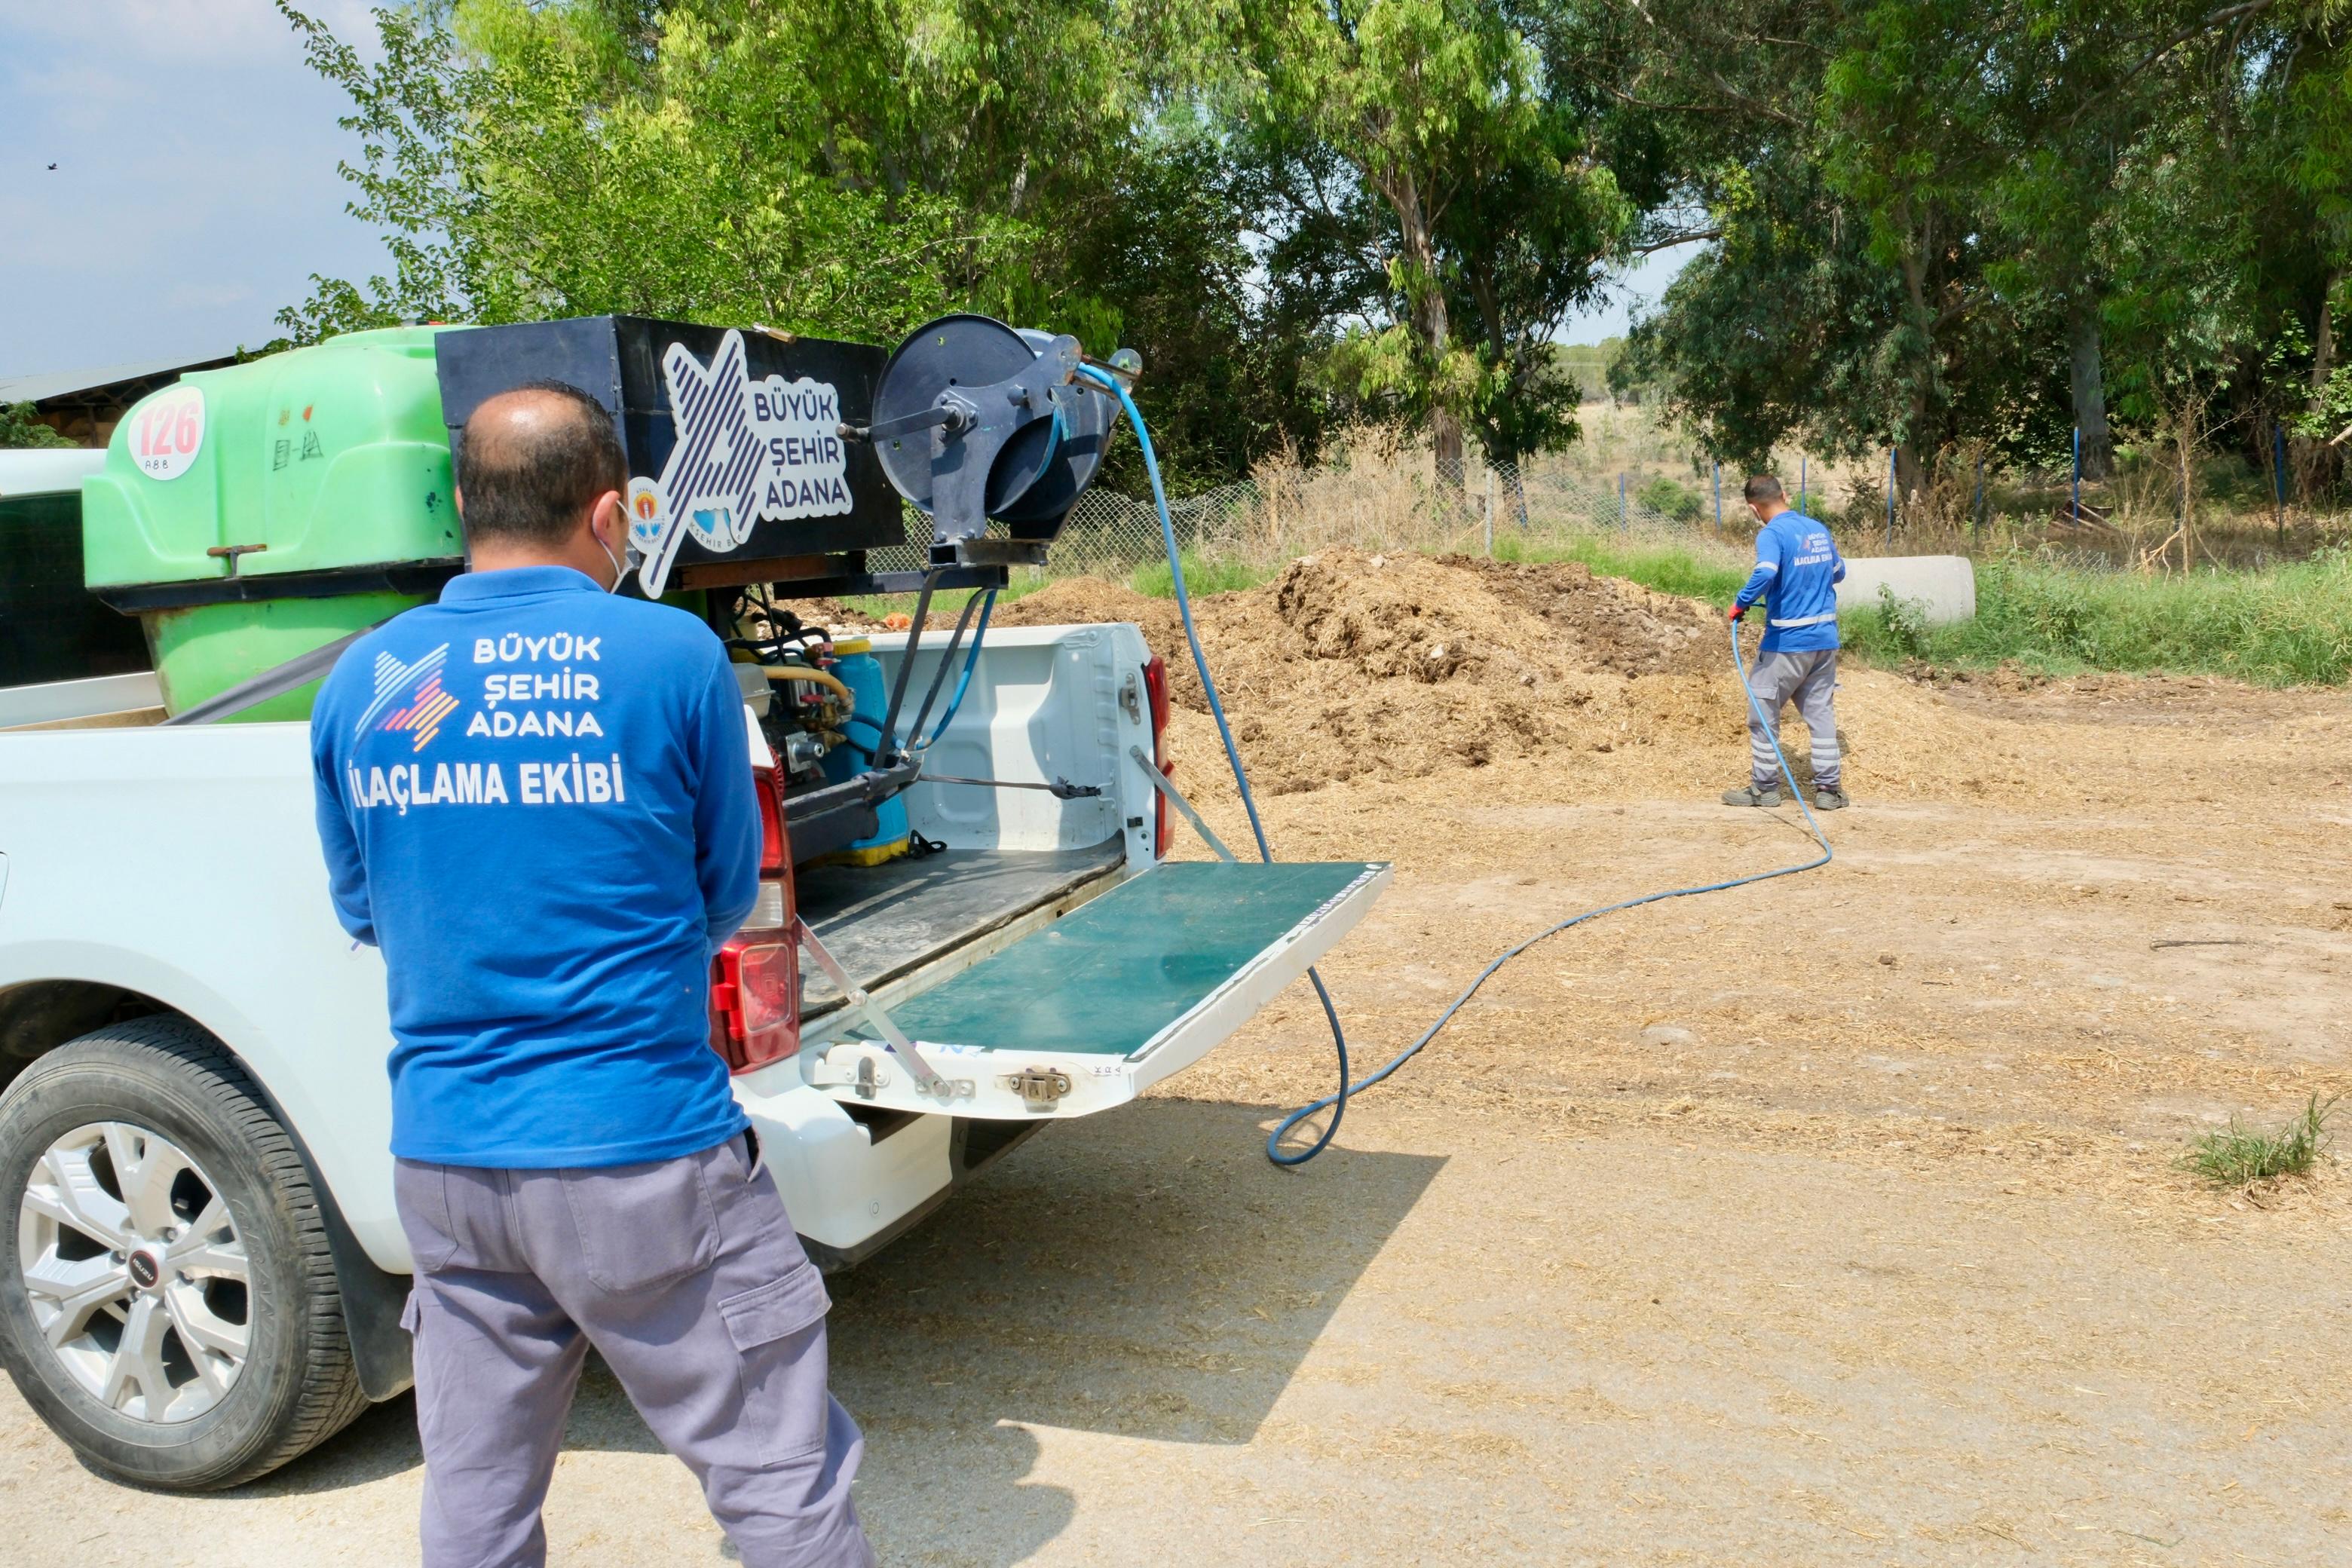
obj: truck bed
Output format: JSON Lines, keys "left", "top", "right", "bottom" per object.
{"left": 796, "top": 837, "right": 1127, "bottom": 1019}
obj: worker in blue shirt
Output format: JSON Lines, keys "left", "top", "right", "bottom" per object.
{"left": 311, "top": 383, "right": 872, "bottom": 1568}
{"left": 1723, "top": 473, "right": 1849, "bottom": 810}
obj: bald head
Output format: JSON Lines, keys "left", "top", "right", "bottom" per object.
{"left": 456, "top": 381, "right": 626, "bottom": 550}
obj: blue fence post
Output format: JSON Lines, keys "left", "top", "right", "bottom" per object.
{"left": 2274, "top": 422, "right": 2289, "bottom": 543}
{"left": 1799, "top": 454, "right": 1807, "bottom": 514}
{"left": 1619, "top": 472, "right": 1628, "bottom": 531}
{"left": 1885, "top": 447, "right": 1896, "bottom": 547}
{"left": 1974, "top": 455, "right": 1985, "bottom": 533}
{"left": 1713, "top": 461, "right": 1722, "bottom": 530}
{"left": 2072, "top": 426, "right": 2081, "bottom": 525}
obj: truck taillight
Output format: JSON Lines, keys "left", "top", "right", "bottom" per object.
{"left": 709, "top": 936, "right": 798, "bottom": 1073}
{"left": 712, "top": 765, "right": 798, "bottom": 1073}
{"left": 755, "top": 766, "right": 786, "bottom": 876}
{"left": 1144, "top": 653, "right": 1171, "bottom": 733}
{"left": 1144, "top": 655, "right": 1173, "bottom": 859}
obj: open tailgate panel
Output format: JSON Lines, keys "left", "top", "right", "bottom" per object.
{"left": 800, "top": 860, "right": 1390, "bottom": 1118}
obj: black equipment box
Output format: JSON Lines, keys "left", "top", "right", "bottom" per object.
{"left": 434, "top": 316, "right": 903, "bottom": 595}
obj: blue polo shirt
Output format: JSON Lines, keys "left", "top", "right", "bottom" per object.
{"left": 1735, "top": 510, "right": 1846, "bottom": 652}
{"left": 310, "top": 565, "right": 760, "bottom": 1168}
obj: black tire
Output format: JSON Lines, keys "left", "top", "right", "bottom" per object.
{"left": 0, "top": 1017, "right": 368, "bottom": 1489}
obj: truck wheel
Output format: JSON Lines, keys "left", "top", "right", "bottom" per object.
{"left": 0, "top": 1017, "right": 368, "bottom": 1489}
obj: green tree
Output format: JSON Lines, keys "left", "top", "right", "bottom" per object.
{"left": 1622, "top": 0, "right": 2352, "bottom": 496}
{"left": 1235, "top": 0, "right": 1661, "bottom": 488}
{"left": 0, "top": 403, "right": 76, "bottom": 451}
{"left": 1237, "top": 0, "right": 1548, "bottom": 485}
{"left": 1623, "top": 148, "right": 1918, "bottom": 470}
{"left": 1445, "top": 1, "right": 1663, "bottom": 470}
{"left": 275, "top": 1, "right": 1309, "bottom": 490}
{"left": 1613, "top": 0, "right": 1974, "bottom": 479}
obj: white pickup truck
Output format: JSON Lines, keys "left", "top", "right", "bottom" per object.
{"left": 0, "top": 453, "right": 1389, "bottom": 1490}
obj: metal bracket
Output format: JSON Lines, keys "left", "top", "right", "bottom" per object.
{"left": 843, "top": 403, "right": 966, "bottom": 444}
{"left": 206, "top": 543, "right": 268, "bottom": 580}
{"left": 1128, "top": 746, "right": 1239, "bottom": 863}
{"left": 1003, "top": 1067, "right": 1073, "bottom": 1109}
{"left": 922, "top": 773, "right": 1103, "bottom": 800}
{"left": 940, "top": 537, "right": 1051, "bottom": 568}
{"left": 795, "top": 916, "right": 965, "bottom": 1099}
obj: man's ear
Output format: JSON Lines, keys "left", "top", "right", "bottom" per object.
{"left": 588, "top": 490, "right": 624, "bottom": 544}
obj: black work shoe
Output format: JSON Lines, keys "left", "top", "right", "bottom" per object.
{"left": 1814, "top": 786, "right": 1850, "bottom": 810}
{"left": 1721, "top": 784, "right": 1781, "bottom": 807}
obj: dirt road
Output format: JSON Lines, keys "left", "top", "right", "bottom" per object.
{"left": 5, "top": 558, "right": 2347, "bottom": 1565}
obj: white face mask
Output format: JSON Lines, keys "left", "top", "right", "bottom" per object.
{"left": 593, "top": 512, "right": 629, "bottom": 594}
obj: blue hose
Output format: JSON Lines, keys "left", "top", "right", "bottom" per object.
{"left": 1078, "top": 363, "right": 1832, "bottom": 1166}
{"left": 1079, "top": 365, "right": 1354, "bottom": 1162}
{"left": 1260, "top": 623, "right": 1831, "bottom": 1156}
{"left": 917, "top": 589, "right": 995, "bottom": 751}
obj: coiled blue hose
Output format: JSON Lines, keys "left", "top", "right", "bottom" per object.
{"left": 917, "top": 589, "right": 996, "bottom": 751}
{"left": 1078, "top": 363, "right": 1833, "bottom": 1167}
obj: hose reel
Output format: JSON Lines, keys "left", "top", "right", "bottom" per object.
{"left": 854, "top": 314, "right": 1133, "bottom": 567}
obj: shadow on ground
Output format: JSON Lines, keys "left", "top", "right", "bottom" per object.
{"left": 828, "top": 1097, "right": 1442, "bottom": 1564}
{"left": 828, "top": 1098, "right": 1440, "bottom": 1444}
{"left": 189, "top": 1096, "right": 1438, "bottom": 1566}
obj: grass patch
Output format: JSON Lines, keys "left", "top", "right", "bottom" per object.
{"left": 2179, "top": 1095, "right": 2338, "bottom": 1187}
{"left": 833, "top": 569, "right": 1058, "bottom": 623}
{"left": 829, "top": 535, "right": 2352, "bottom": 691}
{"left": 1126, "top": 550, "right": 1282, "bottom": 599}
{"left": 1840, "top": 547, "right": 2352, "bottom": 687}
{"left": 1487, "top": 531, "right": 1753, "bottom": 602}
{"left": 1503, "top": 533, "right": 2352, "bottom": 688}
{"left": 834, "top": 551, "right": 1277, "bottom": 617}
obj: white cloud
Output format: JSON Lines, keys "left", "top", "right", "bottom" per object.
{"left": 165, "top": 279, "right": 260, "bottom": 311}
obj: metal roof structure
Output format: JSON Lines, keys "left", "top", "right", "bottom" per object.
{"left": 0, "top": 354, "right": 241, "bottom": 407}
{"left": 0, "top": 352, "right": 243, "bottom": 446}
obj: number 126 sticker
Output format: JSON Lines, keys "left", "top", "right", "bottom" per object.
{"left": 130, "top": 384, "right": 206, "bottom": 481}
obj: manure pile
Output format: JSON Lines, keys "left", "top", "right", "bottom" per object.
{"left": 993, "top": 551, "right": 1757, "bottom": 795}
{"left": 822, "top": 550, "right": 2284, "bottom": 807}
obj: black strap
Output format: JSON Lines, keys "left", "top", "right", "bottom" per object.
{"left": 159, "top": 621, "right": 386, "bottom": 727}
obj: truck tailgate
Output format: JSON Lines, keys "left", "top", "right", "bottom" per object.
{"left": 801, "top": 860, "right": 1390, "bottom": 1118}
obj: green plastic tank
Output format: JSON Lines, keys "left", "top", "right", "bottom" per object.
{"left": 81, "top": 325, "right": 463, "bottom": 720}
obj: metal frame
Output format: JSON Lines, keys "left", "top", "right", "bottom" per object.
{"left": 93, "top": 560, "right": 464, "bottom": 614}
{"left": 758, "top": 563, "right": 1009, "bottom": 603}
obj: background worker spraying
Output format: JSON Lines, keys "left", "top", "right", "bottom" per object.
{"left": 1723, "top": 474, "right": 1849, "bottom": 811}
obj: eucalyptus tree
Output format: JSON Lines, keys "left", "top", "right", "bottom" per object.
{"left": 1232, "top": 0, "right": 1669, "bottom": 482}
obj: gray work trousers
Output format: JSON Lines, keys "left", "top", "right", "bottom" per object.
{"left": 1744, "top": 648, "right": 1841, "bottom": 790}
{"left": 394, "top": 1136, "right": 873, "bottom": 1568}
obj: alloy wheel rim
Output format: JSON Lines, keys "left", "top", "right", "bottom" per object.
{"left": 17, "top": 1122, "right": 250, "bottom": 1424}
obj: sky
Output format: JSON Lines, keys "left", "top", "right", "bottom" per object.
{"left": 0, "top": 1, "right": 391, "bottom": 381}
{"left": 1560, "top": 242, "right": 1699, "bottom": 347}
{"left": 0, "top": 2, "right": 1689, "bottom": 381}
